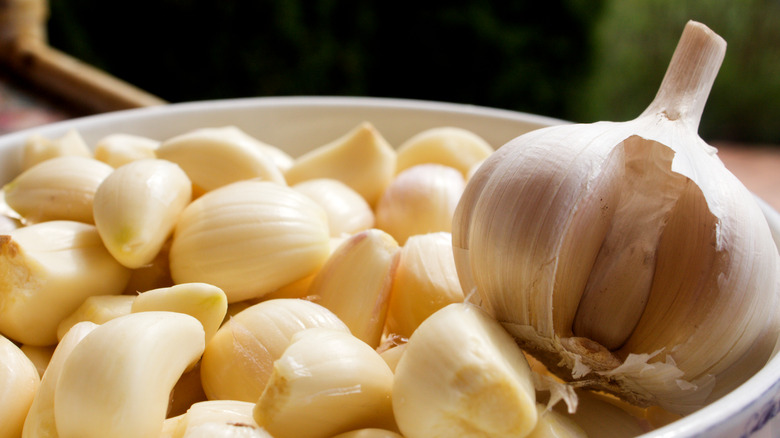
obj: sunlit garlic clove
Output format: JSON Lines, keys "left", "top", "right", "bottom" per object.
{"left": 293, "top": 178, "right": 375, "bottom": 237}
{"left": 3, "top": 156, "right": 113, "bottom": 224}
{"left": 253, "top": 328, "right": 396, "bottom": 438}
{"left": 156, "top": 126, "right": 286, "bottom": 192}
{"left": 375, "top": 164, "right": 465, "bottom": 245}
{"left": 310, "top": 229, "right": 400, "bottom": 348}
{"left": 284, "top": 122, "right": 396, "bottom": 206}
{"left": 395, "top": 126, "right": 493, "bottom": 178}
{"left": 200, "top": 298, "right": 349, "bottom": 402}
{"left": 169, "top": 180, "right": 331, "bottom": 302}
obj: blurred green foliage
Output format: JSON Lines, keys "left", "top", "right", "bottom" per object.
{"left": 46, "top": 0, "right": 779, "bottom": 143}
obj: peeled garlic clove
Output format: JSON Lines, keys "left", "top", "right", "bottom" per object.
{"left": 375, "top": 163, "right": 465, "bottom": 245}
{"left": 385, "top": 232, "right": 464, "bottom": 338}
{"left": 284, "top": 122, "right": 396, "bottom": 206}
{"left": 93, "top": 158, "right": 192, "bottom": 268}
{"left": 173, "top": 400, "right": 272, "bottom": 438}
{"left": 293, "top": 178, "right": 375, "bottom": 237}
{"left": 0, "top": 334, "right": 40, "bottom": 438}
{"left": 378, "top": 342, "right": 406, "bottom": 373}
{"left": 170, "top": 180, "right": 331, "bottom": 302}
{"left": 54, "top": 312, "right": 205, "bottom": 438}
{"left": 21, "top": 129, "right": 91, "bottom": 170}
{"left": 331, "top": 430, "right": 404, "bottom": 438}
{"left": 453, "top": 21, "right": 780, "bottom": 413}
{"left": 548, "top": 391, "right": 648, "bottom": 438}
{"left": 0, "top": 221, "right": 131, "bottom": 346}
{"left": 253, "top": 328, "right": 396, "bottom": 438}
{"left": 22, "top": 321, "right": 98, "bottom": 438}
{"left": 156, "top": 126, "right": 286, "bottom": 191}
{"left": 94, "top": 133, "right": 160, "bottom": 168}
{"left": 131, "top": 282, "right": 228, "bottom": 344}
{"left": 526, "top": 404, "right": 586, "bottom": 438}
{"left": 395, "top": 126, "right": 493, "bottom": 177}
{"left": 393, "top": 302, "right": 537, "bottom": 438}
{"left": 56, "top": 295, "right": 135, "bottom": 341}
{"left": 3, "top": 156, "right": 113, "bottom": 224}
{"left": 310, "top": 229, "right": 400, "bottom": 347}
{"left": 200, "top": 298, "right": 349, "bottom": 402}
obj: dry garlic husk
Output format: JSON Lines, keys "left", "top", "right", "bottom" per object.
{"left": 20, "top": 129, "right": 91, "bottom": 171}
{"left": 0, "top": 334, "right": 40, "bottom": 438}
{"left": 375, "top": 163, "right": 465, "bottom": 245}
{"left": 385, "top": 232, "right": 464, "bottom": 338}
{"left": 93, "top": 159, "right": 192, "bottom": 268}
{"left": 395, "top": 126, "right": 494, "bottom": 177}
{"left": 452, "top": 21, "right": 780, "bottom": 414}
{"left": 0, "top": 220, "right": 131, "bottom": 346}
{"left": 293, "top": 178, "right": 375, "bottom": 237}
{"left": 94, "top": 133, "right": 160, "bottom": 168}
{"left": 200, "top": 298, "right": 349, "bottom": 402}
{"left": 310, "top": 228, "right": 400, "bottom": 347}
{"left": 253, "top": 328, "right": 396, "bottom": 438}
{"left": 3, "top": 156, "right": 113, "bottom": 224}
{"left": 156, "top": 126, "right": 287, "bottom": 192}
{"left": 169, "top": 180, "right": 331, "bottom": 302}
{"left": 284, "top": 122, "right": 396, "bottom": 206}
{"left": 393, "top": 302, "right": 537, "bottom": 438}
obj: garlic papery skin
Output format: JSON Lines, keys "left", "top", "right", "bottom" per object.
{"left": 310, "top": 228, "right": 400, "bottom": 348}
{"left": 94, "top": 133, "right": 160, "bottom": 168}
{"left": 283, "top": 122, "right": 396, "bottom": 207}
{"left": 169, "top": 180, "right": 331, "bottom": 302}
{"left": 22, "top": 321, "right": 98, "bottom": 438}
{"left": 53, "top": 312, "right": 205, "bottom": 438}
{"left": 395, "top": 127, "right": 494, "bottom": 178}
{"left": 21, "top": 129, "right": 91, "bottom": 171}
{"left": 392, "top": 302, "right": 537, "bottom": 438}
{"left": 375, "top": 163, "right": 465, "bottom": 245}
{"left": 253, "top": 328, "right": 396, "bottom": 438}
{"left": 452, "top": 21, "right": 780, "bottom": 413}
{"left": 293, "top": 178, "right": 375, "bottom": 237}
{"left": 200, "top": 298, "right": 349, "bottom": 402}
{"left": 156, "top": 126, "right": 286, "bottom": 192}
{"left": 0, "top": 334, "right": 40, "bottom": 438}
{"left": 0, "top": 220, "right": 131, "bottom": 346}
{"left": 385, "top": 232, "right": 464, "bottom": 338}
{"left": 3, "top": 156, "right": 113, "bottom": 224}
{"left": 93, "top": 158, "right": 192, "bottom": 268}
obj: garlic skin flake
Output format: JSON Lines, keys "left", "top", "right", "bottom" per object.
{"left": 453, "top": 21, "right": 780, "bottom": 413}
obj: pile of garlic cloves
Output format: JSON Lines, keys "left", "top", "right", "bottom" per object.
{"left": 453, "top": 20, "right": 780, "bottom": 414}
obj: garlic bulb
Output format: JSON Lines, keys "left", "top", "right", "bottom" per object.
{"left": 453, "top": 21, "right": 780, "bottom": 414}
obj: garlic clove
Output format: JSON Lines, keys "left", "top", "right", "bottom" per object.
{"left": 0, "top": 221, "right": 131, "bottom": 346}
{"left": 169, "top": 180, "right": 331, "bottom": 302}
{"left": 53, "top": 312, "right": 205, "bottom": 438}
{"left": 293, "top": 178, "right": 375, "bottom": 237}
{"left": 3, "top": 156, "right": 114, "bottom": 224}
{"left": 21, "top": 129, "right": 91, "bottom": 170}
{"left": 253, "top": 328, "right": 396, "bottom": 438}
{"left": 131, "top": 282, "right": 228, "bottom": 344}
{"left": 22, "top": 321, "right": 98, "bottom": 438}
{"left": 0, "top": 334, "right": 41, "bottom": 438}
{"left": 156, "top": 126, "right": 286, "bottom": 192}
{"left": 56, "top": 294, "right": 135, "bottom": 341}
{"left": 549, "top": 391, "right": 649, "bottom": 438}
{"left": 385, "top": 232, "right": 464, "bottom": 338}
{"left": 395, "top": 126, "right": 494, "bottom": 178}
{"left": 200, "top": 298, "right": 349, "bottom": 402}
{"left": 392, "top": 302, "right": 537, "bottom": 438}
{"left": 453, "top": 21, "right": 780, "bottom": 412}
{"left": 310, "top": 228, "right": 400, "bottom": 348}
{"left": 375, "top": 163, "right": 465, "bottom": 245}
{"left": 331, "top": 429, "right": 404, "bottom": 438}
{"left": 94, "top": 133, "right": 160, "bottom": 168}
{"left": 93, "top": 158, "right": 192, "bottom": 268}
{"left": 283, "top": 122, "right": 396, "bottom": 207}
{"left": 169, "top": 400, "right": 272, "bottom": 438}
{"left": 525, "top": 404, "right": 586, "bottom": 438}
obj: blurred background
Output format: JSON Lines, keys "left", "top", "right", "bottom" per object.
{"left": 41, "top": 0, "right": 780, "bottom": 145}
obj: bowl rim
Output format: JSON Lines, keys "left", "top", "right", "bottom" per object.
{"left": 0, "top": 95, "right": 778, "bottom": 437}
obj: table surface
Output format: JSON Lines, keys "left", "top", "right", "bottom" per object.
{"left": 2, "top": 71, "right": 778, "bottom": 213}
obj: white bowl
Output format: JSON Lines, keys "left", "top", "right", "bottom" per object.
{"left": 1, "top": 96, "right": 778, "bottom": 437}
